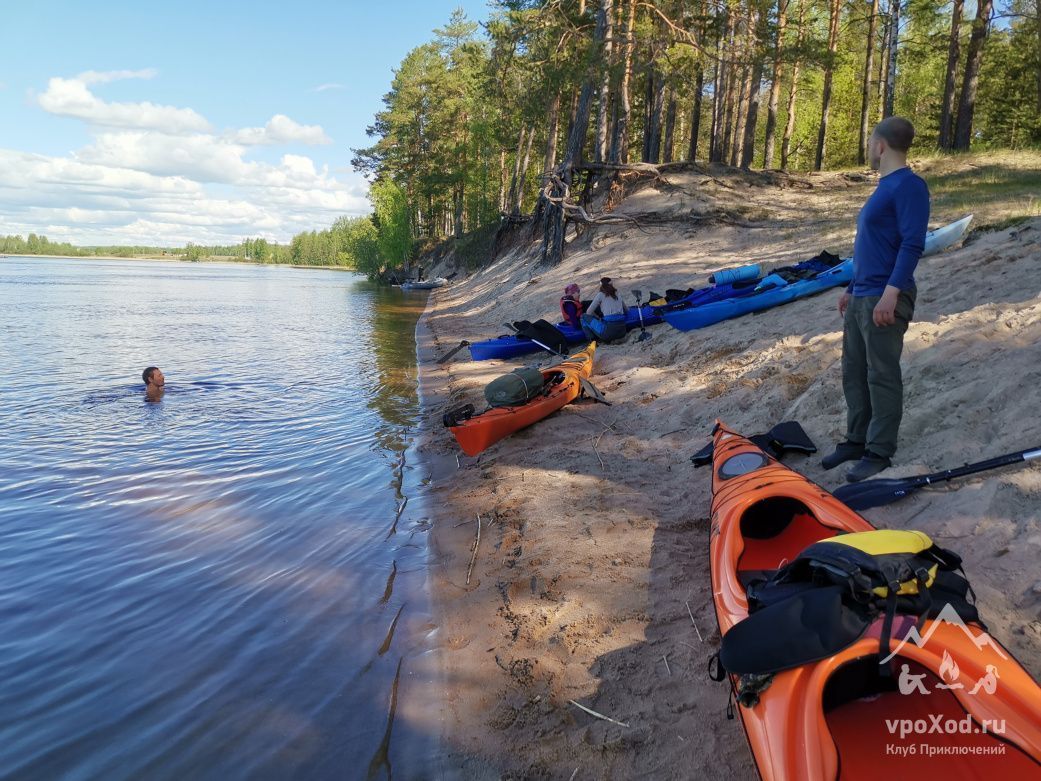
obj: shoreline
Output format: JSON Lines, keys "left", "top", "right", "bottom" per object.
{"left": 2, "top": 254, "right": 359, "bottom": 271}
{"left": 411, "top": 161, "right": 1041, "bottom": 777}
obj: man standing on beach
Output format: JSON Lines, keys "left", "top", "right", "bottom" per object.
{"left": 822, "top": 117, "right": 930, "bottom": 482}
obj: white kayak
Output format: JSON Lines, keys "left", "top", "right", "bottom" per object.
{"left": 400, "top": 278, "right": 447, "bottom": 290}
{"left": 922, "top": 213, "right": 973, "bottom": 255}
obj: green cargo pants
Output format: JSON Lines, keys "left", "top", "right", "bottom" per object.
{"left": 842, "top": 289, "right": 916, "bottom": 459}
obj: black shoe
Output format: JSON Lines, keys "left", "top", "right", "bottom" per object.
{"left": 822, "top": 441, "right": 865, "bottom": 470}
{"left": 846, "top": 452, "right": 892, "bottom": 483}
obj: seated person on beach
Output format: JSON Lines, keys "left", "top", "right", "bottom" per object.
{"left": 560, "top": 283, "right": 583, "bottom": 328}
{"left": 580, "top": 277, "right": 628, "bottom": 342}
{"left": 143, "top": 366, "right": 165, "bottom": 402}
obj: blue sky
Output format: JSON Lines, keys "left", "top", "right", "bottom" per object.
{"left": 0, "top": 1, "right": 491, "bottom": 246}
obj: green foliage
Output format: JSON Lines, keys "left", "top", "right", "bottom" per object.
{"left": 370, "top": 179, "right": 413, "bottom": 268}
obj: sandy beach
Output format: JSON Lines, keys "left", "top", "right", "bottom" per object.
{"left": 414, "top": 154, "right": 1041, "bottom": 779}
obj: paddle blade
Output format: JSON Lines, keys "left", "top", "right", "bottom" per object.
{"left": 766, "top": 421, "right": 817, "bottom": 456}
{"left": 832, "top": 478, "right": 920, "bottom": 510}
{"left": 637, "top": 330, "right": 652, "bottom": 341}
{"left": 580, "top": 378, "right": 611, "bottom": 405}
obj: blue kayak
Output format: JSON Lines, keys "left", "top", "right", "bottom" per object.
{"left": 663, "top": 215, "right": 973, "bottom": 333}
{"left": 663, "top": 260, "right": 852, "bottom": 332}
{"left": 467, "top": 275, "right": 763, "bottom": 361}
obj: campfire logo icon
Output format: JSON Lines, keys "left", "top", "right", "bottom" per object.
{"left": 885, "top": 603, "right": 1007, "bottom": 697}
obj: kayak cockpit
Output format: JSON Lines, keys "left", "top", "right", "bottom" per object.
{"left": 823, "top": 655, "right": 1041, "bottom": 778}
{"left": 736, "top": 496, "right": 838, "bottom": 585}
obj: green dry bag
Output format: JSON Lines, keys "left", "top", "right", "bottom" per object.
{"left": 484, "top": 367, "right": 545, "bottom": 408}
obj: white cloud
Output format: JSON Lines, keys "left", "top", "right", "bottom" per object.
{"left": 0, "top": 146, "right": 369, "bottom": 246}
{"left": 77, "top": 131, "right": 252, "bottom": 183}
{"left": 232, "top": 114, "right": 332, "bottom": 146}
{"left": 76, "top": 68, "right": 158, "bottom": 85}
{"left": 309, "top": 83, "right": 345, "bottom": 93}
{"left": 37, "top": 70, "right": 210, "bottom": 133}
{"left": 4, "top": 71, "right": 364, "bottom": 245}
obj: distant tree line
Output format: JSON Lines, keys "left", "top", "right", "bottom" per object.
{"left": 1, "top": 210, "right": 407, "bottom": 279}
{"left": 0, "top": 234, "right": 174, "bottom": 258}
{"left": 353, "top": 1, "right": 1041, "bottom": 262}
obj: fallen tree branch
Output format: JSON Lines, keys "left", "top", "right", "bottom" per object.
{"left": 569, "top": 699, "right": 630, "bottom": 728}
{"left": 466, "top": 514, "right": 482, "bottom": 586}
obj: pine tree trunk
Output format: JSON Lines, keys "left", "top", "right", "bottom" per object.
{"left": 953, "top": 0, "right": 994, "bottom": 150}
{"left": 858, "top": 0, "right": 880, "bottom": 164}
{"left": 498, "top": 149, "right": 507, "bottom": 212}
{"left": 814, "top": 0, "right": 842, "bottom": 171}
{"left": 731, "top": 12, "right": 755, "bottom": 168}
{"left": 710, "top": 43, "right": 726, "bottom": 161}
{"left": 878, "top": 10, "right": 890, "bottom": 122}
{"left": 608, "top": 94, "right": 621, "bottom": 162}
{"left": 689, "top": 64, "right": 705, "bottom": 161}
{"left": 507, "top": 125, "right": 527, "bottom": 214}
{"left": 540, "top": 0, "right": 608, "bottom": 263}
{"left": 781, "top": 0, "right": 806, "bottom": 170}
{"left": 731, "top": 62, "right": 750, "bottom": 167}
{"left": 883, "top": 0, "right": 899, "bottom": 118}
{"left": 643, "top": 63, "right": 656, "bottom": 162}
{"left": 515, "top": 127, "right": 534, "bottom": 214}
{"left": 565, "top": 93, "right": 578, "bottom": 152}
{"left": 646, "top": 64, "right": 666, "bottom": 163}
{"left": 613, "top": 0, "right": 636, "bottom": 163}
{"left": 721, "top": 38, "right": 739, "bottom": 162}
{"left": 545, "top": 92, "right": 561, "bottom": 171}
{"left": 763, "top": 0, "right": 789, "bottom": 169}
{"left": 596, "top": 0, "right": 615, "bottom": 162}
{"left": 719, "top": 7, "right": 739, "bottom": 163}
{"left": 938, "top": 0, "right": 963, "bottom": 150}
{"left": 1036, "top": 0, "right": 1041, "bottom": 115}
{"left": 741, "top": 57, "right": 766, "bottom": 168}
{"left": 663, "top": 92, "right": 677, "bottom": 162}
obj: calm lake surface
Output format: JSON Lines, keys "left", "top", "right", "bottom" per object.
{"left": 0, "top": 257, "right": 440, "bottom": 779}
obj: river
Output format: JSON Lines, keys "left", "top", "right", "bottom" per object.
{"left": 0, "top": 257, "right": 441, "bottom": 779}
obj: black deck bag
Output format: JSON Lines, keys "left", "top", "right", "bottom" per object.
{"left": 719, "top": 530, "right": 979, "bottom": 678}
{"left": 512, "top": 319, "right": 570, "bottom": 353}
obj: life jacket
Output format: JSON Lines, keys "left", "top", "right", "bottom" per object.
{"left": 559, "top": 295, "right": 583, "bottom": 326}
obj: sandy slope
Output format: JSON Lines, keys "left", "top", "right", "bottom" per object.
{"left": 415, "top": 160, "right": 1041, "bottom": 779}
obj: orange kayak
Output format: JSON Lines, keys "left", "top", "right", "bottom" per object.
{"left": 448, "top": 343, "right": 596, "bottom": 457}
{"left": 709, "top": 422, "right": 1041, "bottom": 780}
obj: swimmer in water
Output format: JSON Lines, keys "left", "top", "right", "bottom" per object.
{"left": 143, "top": 366, "right": 165, "bottom": 402}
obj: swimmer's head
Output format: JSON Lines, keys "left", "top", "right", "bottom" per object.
{"left": 142, "top": 367, "right": 164, "bottom": 389}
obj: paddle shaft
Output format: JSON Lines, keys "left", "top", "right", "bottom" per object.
{"left": 632, "top": 290, "right": 649, "bottom": 336}
{"left": 529, "top": 337, "right": 567, "bottom": 357}
{"left": 908, "top": 446, "right": 1041, "bottom": 488}
{"left": 437, "top": 340, "right": 470, "bottom": 364}
{"left": 835, "top": 445, "right": 1041, "bottom": 510}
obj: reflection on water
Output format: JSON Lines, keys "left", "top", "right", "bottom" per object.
{"left": 0, "top": 258, "right": 436, "bottom": 779}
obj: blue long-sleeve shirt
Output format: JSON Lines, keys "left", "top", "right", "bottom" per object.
{"left": 849, "top": 167, "right": 930, "bottom": 296}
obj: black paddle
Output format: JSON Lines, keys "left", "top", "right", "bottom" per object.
{"left": 631, "top": 289, "right": 652, "bottom": 342}
{"left": 436, "top": 340, "right": 470, "bottom": 364}
{"left": 833, "top": 445, "right": 1041, "bottom": 510}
